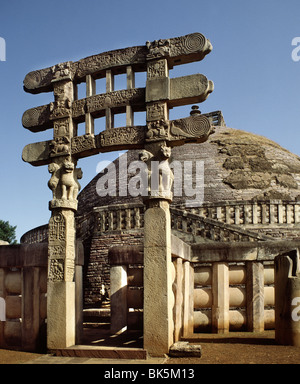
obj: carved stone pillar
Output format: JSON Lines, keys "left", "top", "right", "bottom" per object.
{"left": 142, "top": 53, "right": 175, "bottom": 356}
{"left": 46, "top": 70, "right": 82, "bottom": 350}
{"left": 246, "top": 261, "right": 265, "bottom": 332}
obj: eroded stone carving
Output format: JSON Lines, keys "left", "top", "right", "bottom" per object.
{"left": 49, "top": 259, "right": 64, "bottom": 281}
{"left": 140, "top": 143, "right": 174, "bottom": 201}
{"left": 100, "top": 126, "right": 146, "bottom": 148}
{"left": 71, "top": 134, "right": 97, "bottom": 155}
{"left": 50, "top": 136, "right": 71, "bottom": 156}
{"left": 48, "top": 212, "right": 66, "bottom": 242}
{"left": 51, "top": 62, "right": 73, "bottom": 83}
{"left": 170, "top": 113, "right": 211, "bottom": 142}
{"left": 146, "top": 119, "right": 169, "bottom": 141}
{"left": 48, "top": 158, "right": 82, "bottom": 203}
{"left": 146, "top": 39, "right": 171, "bottom": 59}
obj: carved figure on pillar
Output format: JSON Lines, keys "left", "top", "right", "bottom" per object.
{"left": 48, "top": 157, "right": 82, "bottom": 209}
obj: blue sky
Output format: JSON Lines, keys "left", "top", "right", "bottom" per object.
{"left": 1, "top": 0, "right": 300, "bottom": 241}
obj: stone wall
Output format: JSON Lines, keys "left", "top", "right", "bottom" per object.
{"left": 108, "top": 239, "right": 300, "bottom": 336}
{"left": 21, "top": 200, "right": 300, "bottom": 308}
{"left": 0, "top": 243, "right": 48, "bottom": 352}
{"left": 84, "top": 229, "right": 143, "bottom": 307}
{"left": 0, "top": 242, "right": 84, "bottom": 352}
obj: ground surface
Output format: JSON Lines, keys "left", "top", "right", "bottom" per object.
{"left": 1, "top": 331, "right": 300, "bottom": 364}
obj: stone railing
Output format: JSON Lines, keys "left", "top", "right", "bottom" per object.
{"left": 94, "top": 204, "right": 145, "bottom": 234}
{"left": 0, "top": 242, "right": 84, "bottom": 352}
{"left": 93, "top": 203, "right": 269, "bottom": 242}
{"left": 183, "top": 200, "right": 300, "bottom": 226}
{"left": 0, "top": 243, "right": 48, "bottom": 352}
{"left": 171, "top": 208, "right": 269, "bottom": 242}
{"left": 108, "top": 236, "right": 193, "bottom": 343}
{"left": 108, "top": 238, "right": 300, "bottom": 337}
{"left": 190, "top": 241, "right": 300, "bottom": 334}
{"left": 21, "top": 200, "right": 300, "bottom": 245}
{"left": 20, "top": 224, "right": 48, "bottom": 244}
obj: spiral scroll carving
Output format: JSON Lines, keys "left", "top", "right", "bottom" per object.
{"left": 183, "top": 33, "right": 206, "bottom": 53}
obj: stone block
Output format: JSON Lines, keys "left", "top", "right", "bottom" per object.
{"left": 169, "top": 341, "right": 201, "bottom": 358}
{"left": 6, "top": 295, "right": 21, "bottom": 319}
{"left": 146, "top": 77, "right": 170, "bottom": 102}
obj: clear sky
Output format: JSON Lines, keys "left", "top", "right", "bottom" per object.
{"left": 1, "top": 0, "right": 300, "bottom": 241}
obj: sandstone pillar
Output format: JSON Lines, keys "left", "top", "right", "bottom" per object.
{"left": 47, "top": 210, "right": 77, "bottom": 350}
{"left": 110, "top": 265, "right": 128, "bottom": 334}
{"left": 46, "top": 73, "right": 82, "bottom": 350}
{"left": 212, "top": 262, "right": 229, "bottom": 333}
{"left": 143, "top": 199, "right": 174, "bottom": 356}
{"left": 275, "top": 250, "right": 300, "bottom": 346}
{"left": 246, "top": 261, "right": 265, "bottom": 332}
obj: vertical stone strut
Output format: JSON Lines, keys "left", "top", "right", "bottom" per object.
{"left": 46, "top": 70, "right": 82, "bottom": 350}
{"left": 142, "top": 56, "right": 174, "bottom": 355}
{"left": 22, "top": 33, "right": 214, "bottom": 354}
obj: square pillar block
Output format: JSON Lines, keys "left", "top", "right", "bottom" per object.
{"left": 212, "top": 262, "right": 229, "bottom": 333}
{"left": 143, "top": 200, "right": 174, "bottom": 356}
{"left": 110, "top": 265, "right": 128, "bottom": 334}
{"left": 47, "top": 281, "right": 75, "bottom": 350}
{"left": 246, "top": 261, "right": 265, "bottom": 332}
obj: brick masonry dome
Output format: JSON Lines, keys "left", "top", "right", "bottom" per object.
{"left": 77, "top": 124, "right": 300, "bottom": 215}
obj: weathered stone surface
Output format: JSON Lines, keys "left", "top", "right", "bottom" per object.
{"left": 275, "top": 250, "right": 300, "bottom": 347}
{"left": 23, "top": 33, "right": 212, "bottom": 94}
{"left": 169, "top": 341, "right": 201, "bottom": 357}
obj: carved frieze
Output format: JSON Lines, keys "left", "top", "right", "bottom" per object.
{"left": 48, "top": 255, "right": 76, "bottom": 282}
{"left": 76, "top": 46, "right": 147, "bottom": 79}
{"left": 48, "top": 259, "right": 65, "bottom": 281}
{"left": 72, "top": 88, "right": 145, "bottom": 119}
{"left": 49, "top": 136, "right": 71, "bottom": 157}
{"left": 146, "top": 102, "right": 168, "bottom": 122}
{"left": 146, "top": 119, "right": 169, "bottom": 142}
{"left": 51, "top": 62, "right": 74, "bottom": 83}
{"left": 146, "top": 39, "right": 171, "bottom": 59}
{"left": 147, "top": 59, "right": 168, "bottom": 79}
{"left": 71, "top": 134, "right": 98, "bottom": 156}
{"left": 48, "top": 210, "right": 76, "bottom": 282}
{"left": 50, "top": 81, "right": 73, "bottom": 120}
{"left": 23, "top": 33, "right": 212, "bottom": 94}
{"left": 100, "top": 126, "right": 146, "bottom": 149}
{"left": 48, "top": 212, "right": 66, "bottom": 243}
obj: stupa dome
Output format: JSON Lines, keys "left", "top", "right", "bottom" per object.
{"left": 77, "top": 120, "right": 300, "bottom": 215}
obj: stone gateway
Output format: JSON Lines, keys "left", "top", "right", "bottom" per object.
{"left": 21, "top": 33, "right": 214, "bottom": 356}
{"left": 1, "top": 33, "right": 300, "bottom": 356}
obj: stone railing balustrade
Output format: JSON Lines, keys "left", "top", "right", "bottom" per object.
{"left": 93, "top": 203, "right": 268, "bottom": 242}
{"left": 183, "top": 200, "right": 300, "bottom": 226}
{"left": 21, "top": 200, "right": 300, "bottom": 244}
